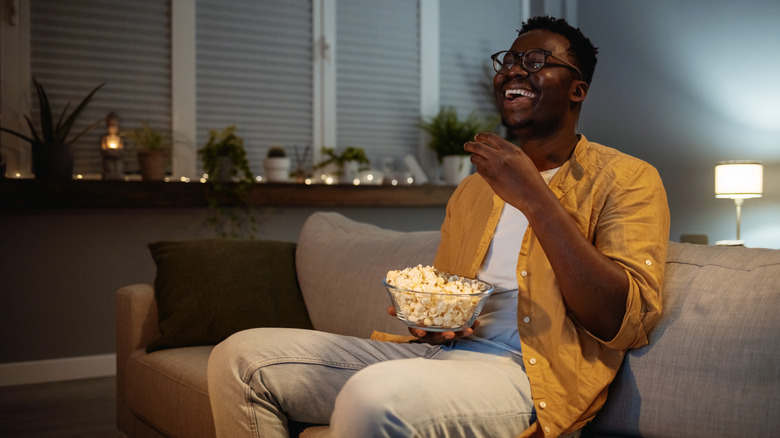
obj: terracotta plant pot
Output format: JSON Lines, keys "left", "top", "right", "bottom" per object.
{"left": 137, "top": 151, "right": 169, "bottom": 181}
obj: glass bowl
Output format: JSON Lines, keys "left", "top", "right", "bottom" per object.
{"left": 382, "top": 277, "right": 494, "bottom": 332}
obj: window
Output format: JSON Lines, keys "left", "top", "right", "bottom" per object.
{"left": 196, "top": 0, "right": 313, "bottom": 173}
{"left": 440, "top": 0, "right": 527, "bottom": 119}
{"left": 2, "top": 0, "right": 534, "bottom": 179}
{"left": 335, "top": 0, "right": 420, "bottom": 165}
{"left": 28, "top": 0, "right": 171, "bottom": 175}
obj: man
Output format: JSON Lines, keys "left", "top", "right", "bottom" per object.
{"left": 208, "top": 16, "right": 669, "bottom": 437}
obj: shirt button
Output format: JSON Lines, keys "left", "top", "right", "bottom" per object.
{"left": 520, "top": 270, "right": 528, "bottom": 277}
{"left": 539, "top": 401, "right": 547, "bottom": 409}
{"left": 523, "top": 316, "right": 530, "bottom": 323}
{"left": 645, "top": 259, "right": 652, "bottom": 266}
{"left": 529, "top": 357, "right": 537, "bottom": 365}
{"left": 544, "top": 426, "right": 551, "bottom": 434}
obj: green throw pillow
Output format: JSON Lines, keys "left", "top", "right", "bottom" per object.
{"left": 146, "top": 239, "right": 313, "bottom": 352}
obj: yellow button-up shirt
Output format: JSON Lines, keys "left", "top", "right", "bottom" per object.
{"left": 433, "top": 135, "right": 670, "bottom": 437}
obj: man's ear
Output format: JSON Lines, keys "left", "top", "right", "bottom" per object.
{"left": 571, "top": 81, "right": 588, "bottom": 102}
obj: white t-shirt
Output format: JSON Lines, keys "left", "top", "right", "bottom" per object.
{"left": 472, "top": 167, "right": 560, "bottom": 355}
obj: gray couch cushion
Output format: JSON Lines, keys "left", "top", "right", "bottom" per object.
{"left": 587, "top": 242, "right": 780, "bottom": 437}
{"left": 296, "top": 212, "right": 441, "bottom": 338}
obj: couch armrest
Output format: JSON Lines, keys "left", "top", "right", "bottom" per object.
{"left": 116, "top": 284, "right": 160, "bottom": 354}
{"left": 116, "top": 284, "right": 160, "bottom": 435}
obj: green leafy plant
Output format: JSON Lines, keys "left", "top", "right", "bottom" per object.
{"left": 315, "top": 146, "right": 370, "bottom": 173}
{"left": 198, "top": 125, "right": 253, "bottom": 182}
{"left": 120, "top": 122, "right": 176, "bottom": 181}
{"left": 197, "top": 125, "right": 256, "bottom": 239}
{"left": 0, "top": 78, "right": 105, "bottom": 146}
{"left": 417, "top": 106, "right": 499, "bottom": 161}
{"left": 121, "top": 122, "right": 173, "bottom": 153}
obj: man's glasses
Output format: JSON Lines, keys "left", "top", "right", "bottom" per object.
{"left": 491, "top": 49, "right": 583, "bottom": 80}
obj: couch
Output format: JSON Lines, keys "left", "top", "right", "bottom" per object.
{"left": 116, "top": 211, "right": 780, "bottom": 438}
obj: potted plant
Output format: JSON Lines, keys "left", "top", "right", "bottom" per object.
{"left": 315, "top": 146, "right": 370, "bottom": 184}
{"left": 291, "top": 145, "right": 311, "bottom": 183}
{"left": 197, "top": 125, "right": 256, "bottom": 239}
{"left": 121, "top": 122, "right": 173, "bottom": 181}
{"left": 198, "top": 125, "right": 253, "bottom": 184}
{"left": 264, "top": 146, "right": 291, "bottom": 182}
{"left": 417, "top": 106, "right": 499, "bottom": 185}
{"left": 0, "top": 78, "right": 104, "bottom": 179}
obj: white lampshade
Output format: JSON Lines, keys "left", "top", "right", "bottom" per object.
{"left": 714, "top": 161, "right": 763, "bottom": 199}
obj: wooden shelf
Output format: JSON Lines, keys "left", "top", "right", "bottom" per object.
{"left": 0, "top": 179, "right": 455, "bottom": 209}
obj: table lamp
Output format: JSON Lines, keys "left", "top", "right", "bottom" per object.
{"left": 714, "top": 161, "right": 763, "bottom": 246}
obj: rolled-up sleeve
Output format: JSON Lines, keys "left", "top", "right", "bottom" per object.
{"left": 595, "top": 162, "right": 670, "bottom": 351}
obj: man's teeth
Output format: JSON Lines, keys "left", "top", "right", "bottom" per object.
{"left": 505, "top": 89, "right": 535, "bottom": 99}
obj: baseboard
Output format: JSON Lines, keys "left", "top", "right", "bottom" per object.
{"left": 0, "top": 353, "right": 116, "bottom": 387}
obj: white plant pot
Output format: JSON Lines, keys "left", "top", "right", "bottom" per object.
{"left": 264, "top": 157, "right": 290, "bottom": 182}
{"left": 341, "top": 160, "right": 360, "bottom": 184}
{"left": 442, "top": 155, "right": 473, "bottom": 185}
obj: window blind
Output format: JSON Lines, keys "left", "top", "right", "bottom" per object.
{"left": 196, "top": 0, "right": 313, "bottom": 176}
{"left": 335, "top": 0, "right": 420, "bottom": 166}
{"left": 440, "top": 0, "right": 525, "bottom": 120}
{"left": 30, "top": 0, "right": 171, "bottom": 175}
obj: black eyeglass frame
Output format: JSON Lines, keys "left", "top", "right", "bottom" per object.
{"left": 490, "top": 49, "right": 583, "bottom": 80}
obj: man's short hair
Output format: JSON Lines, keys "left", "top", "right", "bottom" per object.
{"left": 518, "top": 16, "right": 598, "bottom": 85}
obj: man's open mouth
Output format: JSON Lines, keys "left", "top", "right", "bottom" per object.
{"left": 504, "top": 88, "right": 536, "bottom": 101}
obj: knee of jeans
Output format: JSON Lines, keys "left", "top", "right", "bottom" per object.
{"left": 208, "top": 328, "right": 279, "bottom": 381}
{"left": 330, "top": 360, "right": 419, "bottom": 436}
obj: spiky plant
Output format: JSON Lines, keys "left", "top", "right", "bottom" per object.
{"left": 0, "top": 78, "right": 104, "bottom": 146}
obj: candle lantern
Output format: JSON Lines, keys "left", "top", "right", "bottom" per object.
{"left": 100, "top": 112, "right": 124, "bottom": 180}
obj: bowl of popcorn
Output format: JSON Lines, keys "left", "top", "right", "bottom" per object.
{"left": 382, "top": 265, "right": 494, "bottom": 332}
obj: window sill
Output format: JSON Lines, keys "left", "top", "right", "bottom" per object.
{"left": 0, "top": 179, "right": 455, "bottom": 209}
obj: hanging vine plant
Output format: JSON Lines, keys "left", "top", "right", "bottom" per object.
{"left": 197, "top": 125, "right": 257, "bottom": 238}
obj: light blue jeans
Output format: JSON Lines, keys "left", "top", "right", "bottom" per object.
{"left": 207, "top": 327, "right": 535, "bottom": 437}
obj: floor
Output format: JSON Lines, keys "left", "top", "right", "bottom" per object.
{"left": 0, "top": 376, "right": 119, "bottom": 438}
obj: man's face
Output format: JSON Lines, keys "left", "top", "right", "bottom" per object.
{"left": 493, "top": 29, "right": 580, "bottom": 134}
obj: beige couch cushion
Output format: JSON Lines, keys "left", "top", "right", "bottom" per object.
{"left": 295, "top": 211, "right": 441, "bottom": 338}
{"left": 126, "top": 346, "right": 215, "bottom": 437}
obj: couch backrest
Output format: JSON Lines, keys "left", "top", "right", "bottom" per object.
{"left": 297, "top": 213, "right": 780, "bottom": 437}
{"left": 296, "top": 211, "right": 440, "bottom": 338}
{"left": 587, "top": 241, "right": 780, "bottom": 437}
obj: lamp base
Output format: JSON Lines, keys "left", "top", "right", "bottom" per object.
{"left": 715, "top": 239, "right": 744, "bottom": 246}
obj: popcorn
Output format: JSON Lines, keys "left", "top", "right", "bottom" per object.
{"left": 385, "top": 265, "right": 492, "bottom": 330}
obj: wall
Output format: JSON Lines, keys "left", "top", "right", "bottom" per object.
{"left": 0, "top": 207, "right": 445, "bottom": 370}
{"left": 577, "top": 0, "right": 780, "bottom": 248}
